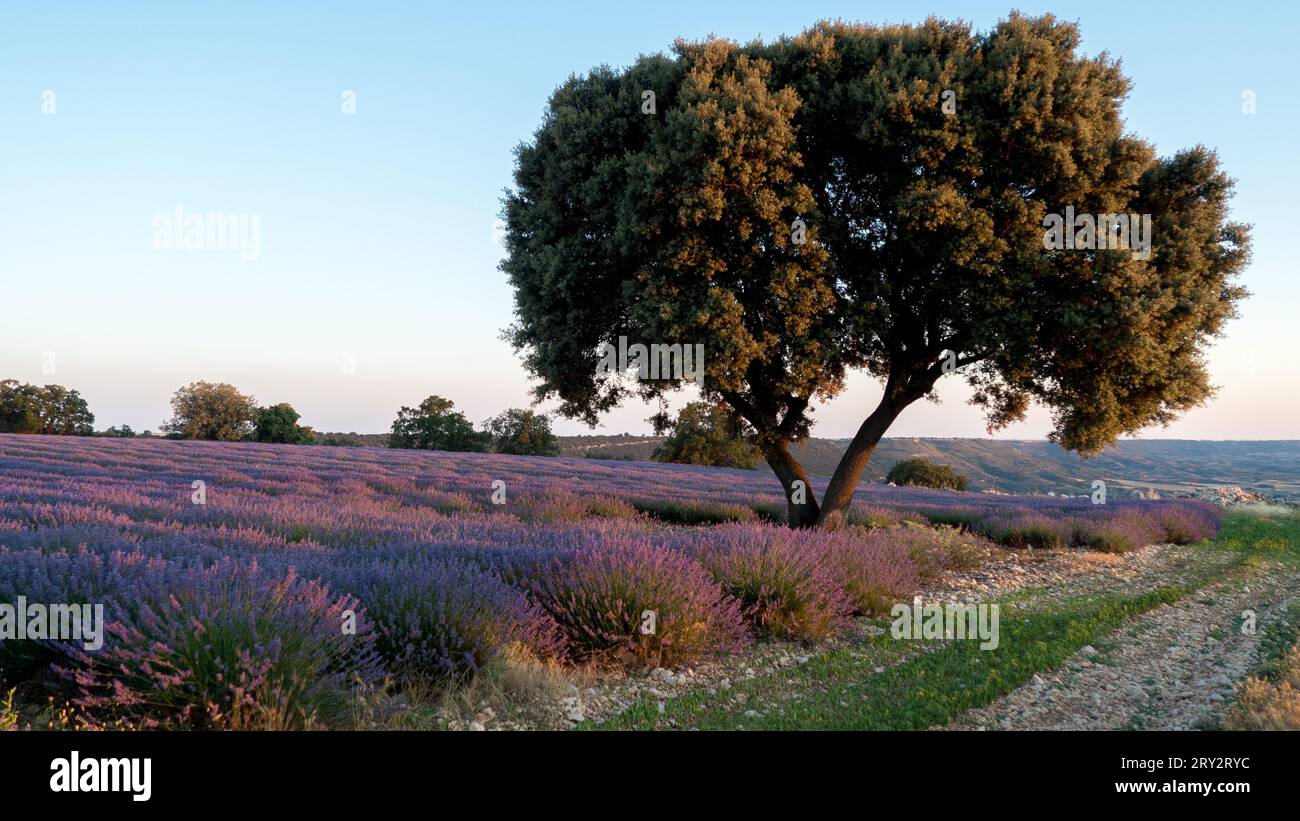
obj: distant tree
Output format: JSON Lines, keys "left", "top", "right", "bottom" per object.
{"left": 0, "top": 380, "right": 95, "bottom": 435}
{"left": 484, "top": 408, "right": 559, "bottom": 456}
{"left": 388, "top": 395, "right": 488, "bottom": 451}
{"left": 162, "top": 382, "right": 257, "bottom": 441}
{"left": 252, "top": 403, "right": 314, "bottom": 444}
{"left": 886, "top": 458, "right": 969, "bottom": 491}
{"left": 315, "top": 432, "right": 364, "bottom": 447}
{"left": 653, "top": 401, "right": 758, "bottom": 469}
{"left": 34, "top": 385, "right": 95, "bottom": 435}
{"left": 1, "top": 380, "right": 45, "bottom": 433}
{"left": 102, "top": 425, "right": 135, "bottom": 438}
{"left": 502, "top": 16, "right": 1250, "bottom": 527}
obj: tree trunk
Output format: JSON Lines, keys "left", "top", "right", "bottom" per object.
{"left": 815, "top": 393, "right": 909, "bottom": 530}
{"left": 762, "top": 440, "right": 820, "bottom": 528}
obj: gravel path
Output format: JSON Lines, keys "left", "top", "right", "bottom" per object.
{"left": 947, "top": 559, "right": 1300, "bottom": 731}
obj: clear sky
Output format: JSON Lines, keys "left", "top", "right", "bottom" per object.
{"left": 2, "top": 1, "right": 1295, "bottom": 439}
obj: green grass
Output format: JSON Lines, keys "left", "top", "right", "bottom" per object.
{"left": 597, "top": 508, "right": 1300, "bottom": 731}
{"left": 747, "top": 502, "right": 787, "bottom": 524}
{"left": 601, "top": 587, "right": 1188, "bottom": 730}
{"left": 1240, "top": 599, "right": 1300, "bottom": 684}
{"left": 629, "top": 498, "right": 759, "bottom": 525}
{"left": 1211, "top": 508, "right": 1300, "bottom": 559}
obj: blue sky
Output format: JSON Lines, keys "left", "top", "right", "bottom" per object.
{"left": 1, "top": 1, "right": 1295, "bottom": 439}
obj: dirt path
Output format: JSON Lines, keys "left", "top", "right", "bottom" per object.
{"left": 948, "top": 559, "right": 1300, "bottom": 731}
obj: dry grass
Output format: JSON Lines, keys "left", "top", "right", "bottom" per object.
{"left": 1075, "top": 550, "right": 1127, "bottom": 567}
{"left": 1235, "top": 503, "right": 1297, "bottom": 519}
{"left": 351, "top": 644, "right": 596, "bottom": 730}
{"left": 1221, "top": 646, "right": 1300, "bottom": 730}
{"left": 0, "top": 688, "right": 18, "bottom": 731}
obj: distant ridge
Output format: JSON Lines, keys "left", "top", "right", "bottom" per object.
{"left": 556, "top": 436, "right": 1300, "bottom": 501}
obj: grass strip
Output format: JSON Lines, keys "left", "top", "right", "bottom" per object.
{"left": 601, "top": 586, "right": 1189, "bottom": 730}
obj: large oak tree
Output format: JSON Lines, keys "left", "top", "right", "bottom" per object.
{"left": 502, "top": 14, "right": 1250, "bottom": 528}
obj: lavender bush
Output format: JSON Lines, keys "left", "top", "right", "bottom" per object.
{"left": 1068, "top": 509, "right": 1167, "bottom": 554}
{"left": 527, "top": 542, "right": 746, "bottom": 668}
{"left": 889, "top": 524, "right": 994, "bottom": 578}
{"left": 687, "top": 525, "right": 856, "bottom": 641}
{"left": 979, "top": 513, "right": 1072, "bottom": 550}
{"left": 0, "top": 547, "right": 170, "bottom": 682}
{"left": 326, "top": 556, "right": 565, "bottom": 680}
{"left": 826, "top": 529, "right": 922, "bottom": 616}
{"left": 512, "top": 489, "right": 639, "bottom": 523}
{"left": 1149, "top": 502, "right": 1221, "bottom": 545}
{"left": 58, "top": 558, "right": 380, "bottom": 729}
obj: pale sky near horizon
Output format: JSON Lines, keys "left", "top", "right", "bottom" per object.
{"left": 2, "top": 1, "right": 1296, "bottom": 440}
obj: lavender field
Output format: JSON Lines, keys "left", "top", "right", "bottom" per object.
{"left": 0, "top": 433, "right": 1222, "bottom": 729}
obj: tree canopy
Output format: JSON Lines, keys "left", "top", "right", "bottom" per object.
{"left": 502, "top": 14, "right": 1250, "bottom": 527}
{"left": 162, "top": 382, "right": 258, "bottom": 441}
{"left": 252, "top": 403, "right": 315, "bottom": 444}
{"left": 0, "top": 380, "right": 95, "bottom": 436}
{"left": 484, "top": 407, "right": 560, "bottom": 456}
{"left": 653, "top": 401, "right": 759, "bottom": 469}
{"left": 388, "top": 395, "right": 488, "bottom": 452}
{"left": 886, "top": 457, "right": 969, "bottom": 491}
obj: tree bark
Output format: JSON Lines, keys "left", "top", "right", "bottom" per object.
{"left": 762, "top": 440, "right": 820, "bottom": 528}
{"left": 815, "top": 391, "right": 910, "bottom": 530}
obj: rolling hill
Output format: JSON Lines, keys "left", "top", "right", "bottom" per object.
{"left": 559, "top": 436, "right": 1300, "bottom": 501}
